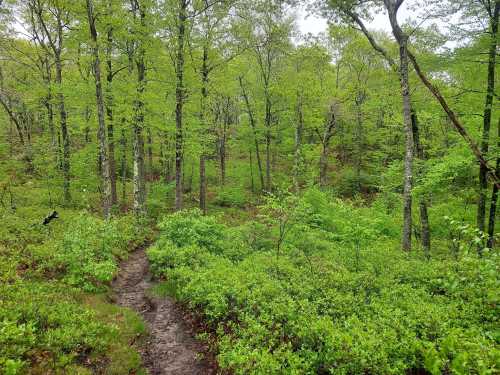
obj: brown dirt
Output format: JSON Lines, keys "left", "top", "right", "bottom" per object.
{"left": 112, "top": 247, "right": 216, "bottom": 375}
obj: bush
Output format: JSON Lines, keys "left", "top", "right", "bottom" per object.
{"left": 157, "top": 209, "right": 226, "bottom": 254}
{"left": 214, "top": 187, "right": 248, "bottom": 208}
{"left": 148, "top": 191, "right": 500, "bottom": 375}
{"left": 0, "top": 281, "right": 112, "bottom": 374}
{"left": 26, "top": 213, "right": 148, "bottom": 292}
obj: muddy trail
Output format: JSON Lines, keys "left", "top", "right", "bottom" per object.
{"left": 112, "top": 247, "right": 216, "bottom": 375}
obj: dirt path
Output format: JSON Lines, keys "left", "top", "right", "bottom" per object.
{"left": 112, "top": 247, "right": 216, "bottom": 375}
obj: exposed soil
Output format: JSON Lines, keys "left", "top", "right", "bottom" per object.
{"left": 112, "top": 247, "right": 216, "bottom": 375}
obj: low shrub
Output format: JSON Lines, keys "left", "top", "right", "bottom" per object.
{"left": 148, "top": 190, "right": 500, "bottom": 375}
{"left": 0, "top": 281, "right": 112, "bottom": 374}
{"left": 213, "top": 187, "right": 248, "bottom": 208}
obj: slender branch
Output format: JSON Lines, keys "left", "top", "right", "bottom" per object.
{"left": 408, "top": 50, "right": 500, "bottom": 188}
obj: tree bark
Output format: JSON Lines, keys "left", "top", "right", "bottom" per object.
{"left": 32, "top": 0, "right": 71, "bottom": 202}
{"left": 478, "top": 1, "right": 499, "bottom": 235}
{"left": 319, "top": 103, "right": 336, "bottom": 187}
{"left": 384, "top": 0, "right": 414, "bottom": 251}
{"left": 87, "top": 0, "right": 112, "bottom": 219}
{"left": 398, "top": 39, "right": 414, "bottom": 252}
{"left": 147, "top": 127, "right": 153, "bottom": 179}
{"left": 354, "top": 91, "right": 364, "bottom": 192}
{"left": 120, "top": 128, "right": 127, "bottom": 207}
{"left": 174, "top": 0, "right": 188, "bottom": 211}
{"left": 199, "top": 44, "right": 209, "bottom": 213}
{"left": 84, "top": 106, "right": 91, "bottom": 143}
{"left": 294, "top": 92, "right": 304, "bottom": 191}
{"left": 265, "top": 94, "right": 272, "bottom": 191}
{"left": 219, "top": 98, "right": 230, "bottom": 186}
{"left": 199, "top": 154, "right": 206, "bottom": 214}
{"left": 132, "top": 0, "right": 146, "bottom": 215}
{"left": 239, "top": 76, "right": 264, "bottom": 191}
{"left": 105, "top": 5, "right": 117, "bottom": 206}
{"left": 487, "top": 117, "right": 499, "bottom": 248}
{"left": 411, "top": 111, "right": 431, "bottom": 255}
{"left": 249, "top": 147, "right": 255, "bottom": 193}
{"left": 55, "top": 27, "right": 70, "bottom": 203}
{"left": 44, "top": 58, "right": 56, "bottom": 148}
{"left": 0, "top": 95, "right": 25, "bottom": 146}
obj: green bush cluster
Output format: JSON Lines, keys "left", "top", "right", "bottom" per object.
{"left": 213, "top": 186, "right": 249, "bottom": 208}
{"left": 0, "top": 281, "right": 112, "bottom": 374}
{"left": 26, "top": 213, "right": 149, "bottom": 292}
{"left": 0, "top": 207, "right": 150, "bottom": 374}
{"left": 148, "top": 191, "right": 499, "bottom": 374}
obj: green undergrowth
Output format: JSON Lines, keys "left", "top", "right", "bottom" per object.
{"left": 148, "top": 189, "right": 499, "bottom": 375}
{"left": 0, "top": 199, "right": 151, "bottom": 374}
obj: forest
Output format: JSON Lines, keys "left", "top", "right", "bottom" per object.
{"left": 0, "top": 0, "right": 498, "bottom": 374}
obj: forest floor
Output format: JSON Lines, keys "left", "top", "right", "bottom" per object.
{"left": 112, "top": 245, "right": 216, "bottom": 375}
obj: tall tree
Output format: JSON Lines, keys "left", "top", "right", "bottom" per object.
{"left": 242, "top": 0, "right": 292, "bottom": 192}
{"left": 104, "top": 0, "right": 118, "bottom": 206}
{"left": 321, "top": 0, "right": 417, "bottom": 250}
{"left": 382, "top": 0, "right": 415, "bottom": 251}
{"left": 173, "top": 0, "right": 188, "bottom": 210}
{"left": 477, "top": 0, "right": 499, "bottom": 240}
{"left": 239, "top": 75, "right": 265, "bottom": 191}
{"left": 130, "top": 0, "right": 147, "bottom": 215}
{"left": 318, "top": 101, "right": 337, "bottom": 187}
{"left": 31, "top": 0, "right": 72, "bottom": 203}
{"left": 86, "top": 0, "right": 112, "bottom": 219}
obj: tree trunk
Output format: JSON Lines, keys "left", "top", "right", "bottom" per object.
{"left": 87, "top": 0, "right": 112, "bottom": 219}
{"left": 199, "top": 154, "right": 206, "bottom": 214}
{"left": 132, "top": 0, "right": 146, "bottom": 215}
{"left": 219, "top": 111, "right": 228, "bottom": 186}
{"left": 398, "top": 40, "right": 414, "bottom": 252}
{"left": 294, "top": 92, "right": 304, "bottom": 191}
{"left": 198, "top": 43, "right": 209, "bottom": 212}
{"left": 478, "top": 1, "right": 499, "bottom": 236}
{"left": 487, "top": 117, "right": 499, "bottom": 248}
{"left": 44, "top": 59, "right": 56, "bottom": 148}
{"left": 239, "top": 76, "right": 264, "bottom": 191}
{"left": 0, "top": 98, "right": 25, "bottom": 146}
{"left": 319, "top": 146, "right": 329, "bottom": 187}
{"left": 55, "top": 54, "right": 70, "bottom": 203}
{"left": 133, "top": 117, "right": 145, "bottom": 215}
{"left": 105, "top": 9, "right": 117, "bottom": 206}
{"left": 354, "top": 92, "right": 364, "bottom": 192}
{"left": 84, "top": 106, "right": 91, "bottom": 143}
{"left": 265, "top": 95, "right": 272, "bottom": 191}
{"left": 120, "top": 128, "right": 127, "bottom": 207}
{"left": 147, "top": 127, "right": 153, "bottom": 179}
{"left": 33, "top": 0, "right": 71, "bottom": 202}
{"left": 384, "top": 0, "right": 414, "bottom": 251}
{"left": 174, "top": 0, "right": 187, "bottom": 211}
{"left": 249, "top": 148, "right": 255, "bottom": 193}
{"left": 411, "top": 111, "right": 431, "bottom": 255}
{"left": 319, "top": 104, "right": 336, "bottom": 188}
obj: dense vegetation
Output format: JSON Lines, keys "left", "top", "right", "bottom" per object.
{"left": 148, "top": 196, "right": 498, "bottom": 374}
{"left": 0, "top": 0, "right": 498, "bottom": 374}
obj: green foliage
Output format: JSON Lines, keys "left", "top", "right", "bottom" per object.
{"left": 148, "top": 190, "right": 500, "bottom": 374}
{"left": 214, "top": 186, "right": 248, "bottom": 208}
{"left": 0, "top": 281, "right": 112, "bottom": 374}
{"left": 0, "top": 202, "right": 149, "bottom": 373}
{"left": 157, "top": 209, "right": 227, "bottom": 254}
{"left": 26, "top": 213, "right": 148, "bottom": 292}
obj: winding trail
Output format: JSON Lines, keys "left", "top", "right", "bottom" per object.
{"left": 112, "top": 247, "right": 216, "bottom": 375}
